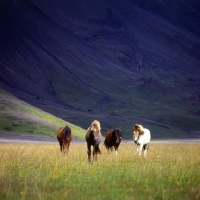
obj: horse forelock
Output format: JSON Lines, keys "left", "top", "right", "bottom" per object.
{"left": 134, "top": 124, "right": 144, "bottom": 135}
{"left": 91, "top": 120, "right": 101, "bottom": 132}
{"left": 114, "top": 129, "right": 122, "bottom": 137}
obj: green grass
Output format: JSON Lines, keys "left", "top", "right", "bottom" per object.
{"left": 0, "top": 113, "right": 56, "bottom": 136}
{"left": 0, "top": 88, "right": 85, "bottom": 139}
{"left": 0, "top": 143, "right": 199, "bottom": 200}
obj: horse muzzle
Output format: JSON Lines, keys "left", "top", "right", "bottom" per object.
{"left": 133, "top": 139, "right": 138, "bottom": 144}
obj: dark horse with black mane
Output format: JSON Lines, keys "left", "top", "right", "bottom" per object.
{"left": 104, "top": 128, "right": 122, "bottom": 156}
{"left": 57, "top": 125, "right": 72, "bottom": 153}
{"left": 85, "top": 120, "right": 102, "bottom": 161}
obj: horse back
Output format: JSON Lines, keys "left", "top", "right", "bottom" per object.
{"left": 104, "top": 130, "right": 113, "bottom": 146}
{"left": 138, "top": 128, "right": 151, "bottom": 144}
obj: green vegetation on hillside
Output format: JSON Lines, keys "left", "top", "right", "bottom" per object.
{"left": 0, "top": 89, "right": 85, "bottom": 139}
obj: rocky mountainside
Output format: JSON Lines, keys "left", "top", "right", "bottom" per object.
{"left": 0, "top": 0, "right": 200, "bottom": 139}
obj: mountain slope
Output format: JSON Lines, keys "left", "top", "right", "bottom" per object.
{"left": 0, "top": 88, "right": 85, "bottom": 138}
{"left": 0, "top": 0, "right": 200, "bottom": 139}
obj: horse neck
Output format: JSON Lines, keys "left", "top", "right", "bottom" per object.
{"left": 139, "top": 127, "right": 144, "bottom": 135}
{"left": 94, "top": 129, "right": 101, "bottom": 135}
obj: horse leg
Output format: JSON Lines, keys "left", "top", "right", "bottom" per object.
{"left": 87, "top": 143, "right": 91, "bottom": 161}
{"left": 143, "top": 144, "right": 148, "bottom": 156}
{"left": 114, "top": 146, "right": 118, "bottom": 156}
{"left": 67, "top": 143, "right": 70, "bottom": 154}
{"left": 136, "top": 144, "right": 139, "bottom": 155}
{"left": 136, "top": 144, "right": 142, "bottom": 156}
{"left": 93, "top": 147, "right": 96, "bottom": 161}
{"left": 64, "top": 144, "right": 69, "bottom": 154}
{"left": 144, "top": 149, "right": 147, "bottom": 156}
{"left": 138, "top": 143, "right": 144, "bottom": 156}
{"left": 59, "top": 141, "right": 63, "bottom": 152}
{"left": 93, "top": 145, "right": 98, "bottom": 161}
{"left": 111, "top": 146, "right": 113, "bottom": 152}
{"left": 93, "top": 144, "right": 101, "bottom": 161}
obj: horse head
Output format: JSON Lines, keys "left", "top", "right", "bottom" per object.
{"left": 113, "top": 129, "right": 122, "bottom": 145}
{"left": 90, "top": 120, "right": 101, "bottom": 142}
{"left": 132, "top": 124, "right": 144, "bottom": 143}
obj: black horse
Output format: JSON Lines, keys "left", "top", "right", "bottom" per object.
{"left": 85, "top": 120, "right": 102, "bottom": 161}
{"left": 104, "top": 128, "right": 122, "bottom": 156}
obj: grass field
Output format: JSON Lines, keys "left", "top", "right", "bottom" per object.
{"left": 0, "top": 143, "right": 200, "bottom": 200}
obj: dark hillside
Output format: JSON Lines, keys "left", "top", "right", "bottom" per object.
{"left": 128, "top": 0, "right": 200, "bottom": 36}
{"left": 0, "top": 0, "right": 200, "bottom": 139}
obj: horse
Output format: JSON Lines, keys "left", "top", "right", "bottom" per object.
{"left": 57, "top": 125, "right": 72, "bottom": 153}
{"left": 85, "top": 120, "right": 102, "bottom": 161}
{"left": 104, "top": 128, "right": 122, "bottom": 156}
{"left": 132, "top": 124, "right": 151, "bottom": 156}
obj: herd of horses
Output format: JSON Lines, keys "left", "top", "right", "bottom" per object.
{"left": 57, "top": 120, "right": 151, "bottom": 161}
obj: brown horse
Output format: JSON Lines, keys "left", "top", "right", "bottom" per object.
{"left": 104, "top": 128, "right": 122, "bottom": 156}
{"left": 57, "top": 125, "right": 72, "bottom": 153}
{"left": 85, "top": 120, "right": 102, "bottom": 161}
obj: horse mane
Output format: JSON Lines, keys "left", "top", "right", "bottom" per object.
{"left": 62, "top": 125, "right": 71, "bottom": 138}
{"left": 134, "top": 124, "right": 144, "bottom": 135}
{"left": 90, "top": 120, "right": 101, "bottom": 132}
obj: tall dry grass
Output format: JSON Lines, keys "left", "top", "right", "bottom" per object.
{"left": 0, "top": 143, "right": 200, "bottom": 200}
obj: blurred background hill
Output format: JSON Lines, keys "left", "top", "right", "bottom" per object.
{"left": 0, "top": 0, "right": 200, "bottom": 139}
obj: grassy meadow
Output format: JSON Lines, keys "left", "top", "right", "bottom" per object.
{"left": 0, "top": 143, "right": 200, "bottom": 200}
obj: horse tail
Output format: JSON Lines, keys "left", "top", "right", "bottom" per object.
{"left": 62, "top": 126, "right": 71, "bottom": 139}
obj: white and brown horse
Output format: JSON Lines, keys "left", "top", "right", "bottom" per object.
{"left": 132, "top": 124, "right": 151, "bottom": 156}
{"left": 85, "top": 120, "right": 102, "bottom": 161}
